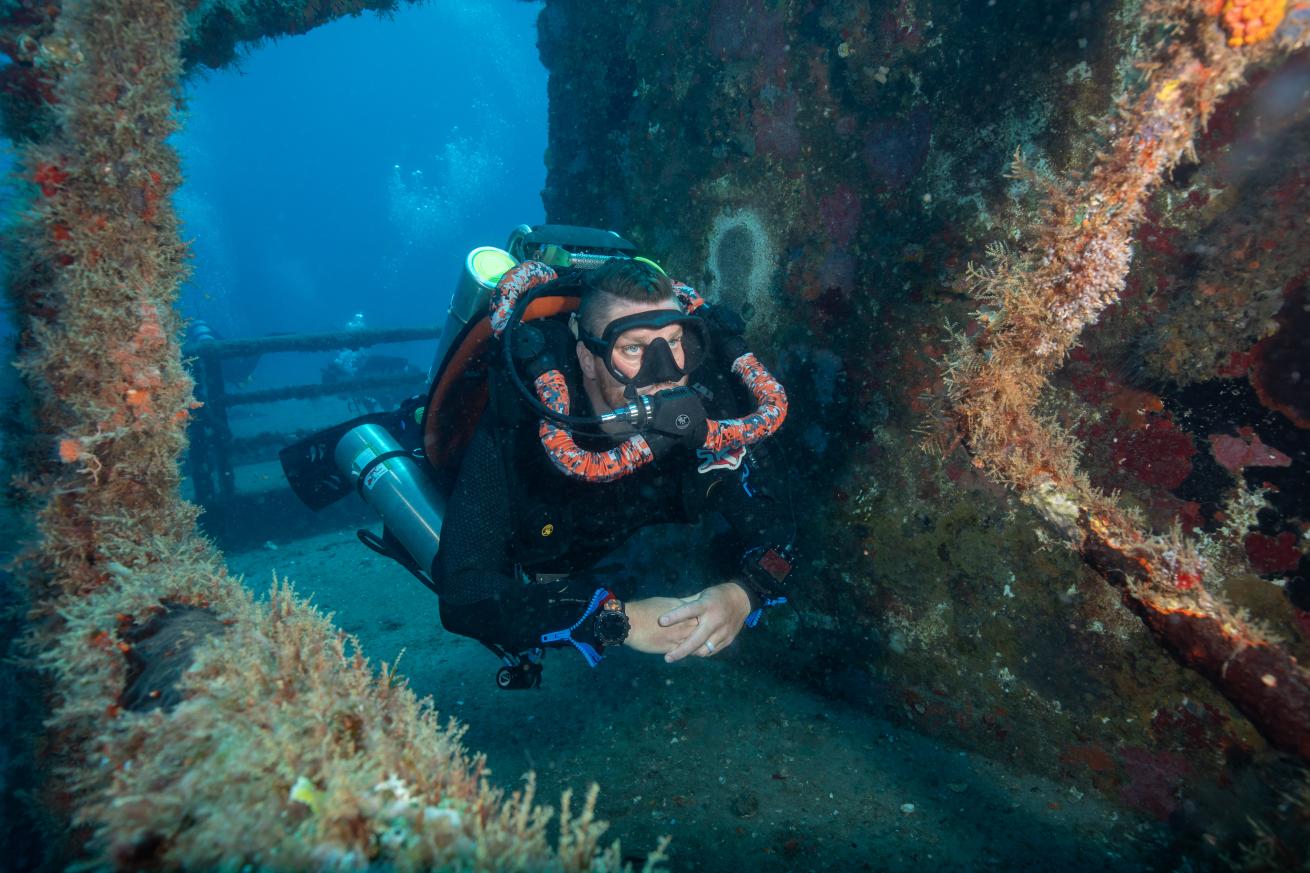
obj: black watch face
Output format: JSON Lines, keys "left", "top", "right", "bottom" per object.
{"left": 595, "top": 610, "right": 630, "bottom": 644}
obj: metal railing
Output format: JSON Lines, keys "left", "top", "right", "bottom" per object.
{"left": 183, "top": 326, "right": 438, "bottom": 507}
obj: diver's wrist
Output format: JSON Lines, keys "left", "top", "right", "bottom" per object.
{"left": 725, "top": 579, "right": 758, "bottom": 612}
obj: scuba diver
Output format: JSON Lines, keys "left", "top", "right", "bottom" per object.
{"left": 186, "top": 319, "right": 263, "bottom": 387}
{"left": 320, "top": 313, "right": 425, "bottom": 414}
{"left": 281, "top": 225, "right": 796, "bottom": 689}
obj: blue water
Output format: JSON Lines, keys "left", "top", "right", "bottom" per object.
{"left": 1, "top": 119, "right": 14, "bottom": 340}
{"left": 174, "top": 0, "right": 547, "bottom": 353}
{"left": 3, "top": 1, "right": 547, "bottom": 363}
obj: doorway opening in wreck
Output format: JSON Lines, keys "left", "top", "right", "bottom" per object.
{"left": 173, "top": 1, "right": 547, "bottom": 542}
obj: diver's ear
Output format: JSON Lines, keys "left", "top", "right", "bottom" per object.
{"left": 576, "top": 340, "right": 596, "bottom": 380}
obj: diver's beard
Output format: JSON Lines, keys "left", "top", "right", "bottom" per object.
{"left": 587, "top": 373, "right": 687, "bottom": 415}
{"left": 580, "top": 371, "right": 625, "bottom": 417}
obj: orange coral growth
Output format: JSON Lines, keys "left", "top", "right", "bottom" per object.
{"left": 1108, "top": 385, "right": 1164, "bottom": 429}
{"left": 57, "top": 438, "right": 81, "bottom": 463}
{"left": 1219, "top": 0, "right": 1287, "bottom": 46}
{"left": 139, "top": 171, "right": 163, "bottom": 222}
{"left": 133, "top": 304, "right": 166, "bottom": 347}
{"left": 33, "top": 162, "right": 68, "bottom": 196}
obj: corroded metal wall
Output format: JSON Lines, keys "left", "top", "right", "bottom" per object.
{"left": 0, "top": 2, "right": 636, "bottom": 868}
{"left": 535, "top": 0, "right": 1310, "bottom": 838}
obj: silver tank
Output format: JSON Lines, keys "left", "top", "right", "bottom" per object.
{"left": 334, "top": 423, "right": 445, "bottom": 580}
{"left": 427, "top": 244, "right": 518, "bottom": 382}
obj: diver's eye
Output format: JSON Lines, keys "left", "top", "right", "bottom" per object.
{"left": 621, "top": 344, "right": 642, "bottom": 357}
{"left": 668, "top": 337, "right": 682, "bottom": 348}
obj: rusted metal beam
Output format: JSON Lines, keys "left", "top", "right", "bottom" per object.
{"left": 216, "top": 373, "right": 427, "bottom": 408}
{"left": 183, "top": 326, "right": 440, "bottom": 360}
{"left": 944, "top": 2, "right": 1310, "bottom": 759}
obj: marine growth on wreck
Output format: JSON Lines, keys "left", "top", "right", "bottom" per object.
{"left": 1, "top": 1, "right": 1308, "bottom": 870}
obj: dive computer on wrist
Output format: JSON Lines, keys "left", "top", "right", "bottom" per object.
{"left": 593, "top": 595, "right": 630, "bottom": 646}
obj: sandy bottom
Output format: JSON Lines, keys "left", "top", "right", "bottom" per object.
{"left": 224, "top": 523, "right": 1176, "bottom": 873}
{"left": 207, "top": 398, "right": 1175, "bottom": 871}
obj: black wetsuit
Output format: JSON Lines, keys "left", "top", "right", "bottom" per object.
{"left": 433, "top": 326, "right": 796, "bottom": 660}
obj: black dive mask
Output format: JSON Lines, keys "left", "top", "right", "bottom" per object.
{"left": 580, "top": 309, "right": 709, "bottom": 398}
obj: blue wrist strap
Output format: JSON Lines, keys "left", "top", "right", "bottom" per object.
{"left": 744, "top": 596, "right": 788, "bottom": 629}
{"left": 540, "top": 588, "right": 608, "bottom": 668}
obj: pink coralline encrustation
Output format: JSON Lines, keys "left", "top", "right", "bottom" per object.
{"left": 862, "top": 108, "right": 932, "bottom": 191}
{"left": 1112, "top": 418, "right": 1196, "bottom": 490}
{"left": 1244, "top": 531, "right": 1304, "bottom": 573}
{"left": 1118, "top": 746, "right": 1192, "bottom": 820}
{"left": 819, "top": 185, "right": 863, "bottom": 247}
{"left": 709, "top": 0, "right": 787, "bottom": 69}
{"left": 752, "top": 87, "right": 801, "bottom": 160}
{"left": 816, "top": 247, "right": 857, "bottom": 294}
{"left": 1207, "top": 430, "right": 1292, "bottom": 473}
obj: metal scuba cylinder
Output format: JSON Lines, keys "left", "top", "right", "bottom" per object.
{"left": 334, "top": 423, "right": 446, "bottom": 581}
{"left": 188, "top": 320, "right": 216, "bottom": 344}
{"left": 427, "top": 245, "right": 518, "bottom": 382}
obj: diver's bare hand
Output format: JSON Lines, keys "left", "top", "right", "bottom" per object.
{"left": 658, "top": 582, "right": 752, "bottom": 663}
{"left": 624, "top": 597, "right": 700, "bottom": 655}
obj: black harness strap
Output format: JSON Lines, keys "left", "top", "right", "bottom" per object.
{"left": 353, "top": 449, "right": 414, "bottom": 498}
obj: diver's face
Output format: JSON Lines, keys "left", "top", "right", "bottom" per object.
{"left": 577, "top": 298, "right": 689, "bottom": 411}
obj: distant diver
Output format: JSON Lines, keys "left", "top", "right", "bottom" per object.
{"left": 320, "top": 312, "right": 423, "bottom": 414}
{"left": 186, "top": 320, "right": 262, "bottom": 387}
{"left": 282, "top": 226, "right": 797, "bottom": 689}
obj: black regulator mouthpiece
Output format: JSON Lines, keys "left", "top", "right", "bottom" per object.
{"left": 648, "top": 385, "right": 710, "bottom": 447}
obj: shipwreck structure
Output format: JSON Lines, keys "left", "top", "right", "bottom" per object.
{"left": 0, "top": 0, "right": 653, "bottom": 869}
{"left": 531, "top": 0, "right": 1310, "bottom": 851}
{"left": 2, "top": 0, "right": 1308, "bottom": 867}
